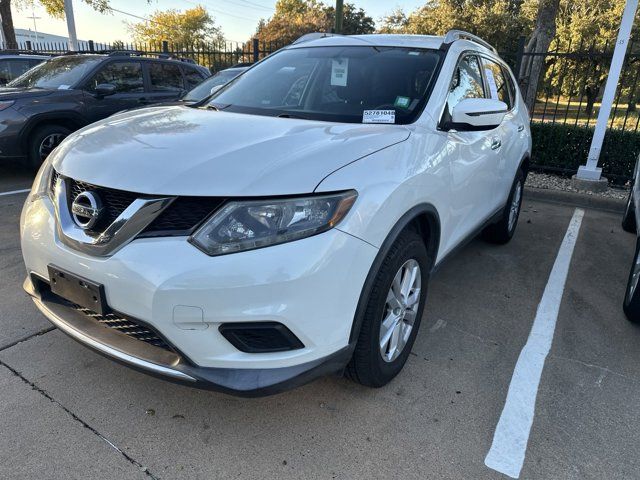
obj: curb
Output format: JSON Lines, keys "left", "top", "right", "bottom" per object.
{"left": 523, "top": 187, "right": 626, "bottom": 213}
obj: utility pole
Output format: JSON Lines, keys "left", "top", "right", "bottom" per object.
{"left": 64, "top": 0, "right": 79, "bottom": 51}
{"left": 334, "top": 0, "right": 344, "bottom": 34}
{"left": 575, "top": 0, "right": 638, "bottom": 185}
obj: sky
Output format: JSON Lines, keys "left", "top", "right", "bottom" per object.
{"left": 10, "top": 0, "right": 426, "bottom": 44}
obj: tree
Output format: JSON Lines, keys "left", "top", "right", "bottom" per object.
{"left": 3, "top": 0, "right": 113, "bottom": 49}
{"left": 518, "top": 0, "right": 560, "bottom": 112}
{"left": 128, "top": 6, "right": 224, "bottom": 48}
{"left": 377, "top": 1, "right": 536, "bottom": 54}
{"left": 255, "top": 0, "right": 374, "bottom": 45}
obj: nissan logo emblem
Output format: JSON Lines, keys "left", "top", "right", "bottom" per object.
{"left": 71, "top": 191, "right": 103, "bottom": 230}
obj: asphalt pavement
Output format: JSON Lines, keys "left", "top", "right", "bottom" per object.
{"left": 0, "top": 166, "right": 638, "bottom": 479}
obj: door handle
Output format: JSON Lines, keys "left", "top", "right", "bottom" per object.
{"left": 517, "top": 124, "right": 525, "bottom": 132}
{"left": 491, "top": 138, "right": 502, "bottom": 150}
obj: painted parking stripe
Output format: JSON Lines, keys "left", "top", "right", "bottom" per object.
{"left": 0, "top": 188, "right": 30, "bottom": 197}
{"left": 484, "top": 208, "right": 585, "bottom": 479}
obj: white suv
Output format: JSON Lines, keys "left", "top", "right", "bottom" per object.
{"left": 21, "top": 31, "right": 531, "bottom": 396}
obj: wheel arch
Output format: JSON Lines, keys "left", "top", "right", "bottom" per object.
{"left": 19, "top": 112, "right": 86, "bottom": 151}
{"left": 348, "top": 204, "right": 441, "bottom": 344}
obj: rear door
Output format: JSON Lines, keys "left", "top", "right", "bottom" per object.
{"left": 144, "top": 61, "right": 187, "bottom": 104}
{"left": 81, "top": 60, "right": 146, "bottom": 122}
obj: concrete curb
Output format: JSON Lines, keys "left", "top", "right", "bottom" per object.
{"left": 524, "top": 187, "right": 626, "bottom": 213}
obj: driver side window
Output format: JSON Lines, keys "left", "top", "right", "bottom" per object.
{"left": 446, "top": 55, "right": 485, "bottom": 113}
{"left": 86, "top": 61, "right": 144, "bottom": 93}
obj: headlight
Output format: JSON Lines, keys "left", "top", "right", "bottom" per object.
{"left": 189, "top": 190, "right": 357, "bottom": 256}
{"left": 28, "top": 156, "right": 54, "bottom": 202}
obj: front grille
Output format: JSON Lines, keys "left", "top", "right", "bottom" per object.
{"left": 69, "top": 178, "right": 140, "bottom": 231}
{"left": 70, "top": 302, "right": 173, "bottom": 351}
{"left": 52, "top": 170, "right": 224, "bottom": 236}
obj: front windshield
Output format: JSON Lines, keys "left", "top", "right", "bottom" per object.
{"left": 7, "top": 55, "right": 103, "bottom": 89}
{"left": 208, "top": 46, "right": 441, "bottom": 124}
{"left": 183, "top": 69, "right": 244, "bottom": 102}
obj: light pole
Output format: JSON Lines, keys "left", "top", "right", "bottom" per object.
{"left": 575, "top": 0, "right": 638, "bottom": 185}
{"left": 64, "top": 0, "right": 79, "bottom": 51}
{"left": 334, "top": 0, "right": 344, "bottom": 34}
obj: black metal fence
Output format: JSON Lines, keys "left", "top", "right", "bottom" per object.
{"left": 506, "top": 37, "right": 640, "bottom": 134}
{"left": 1, "top": 38, "right": 286, "bottom": 73}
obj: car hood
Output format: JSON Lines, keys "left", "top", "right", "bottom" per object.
{"left": 0, "top": 87, "right": 54, "bottom": 100}
{"left": 53, "top": 105, "right": 410, "bottom": 196}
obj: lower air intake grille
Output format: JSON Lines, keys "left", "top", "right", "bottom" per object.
{"left": 70, "top": 303, "right": 172, "bottom": 352}
{"left": 219, "top": 322, "right": 304, "bottom": 353}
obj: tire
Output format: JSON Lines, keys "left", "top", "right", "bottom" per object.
{"left": 27, "top": 124, "right": 71, "bottom": 170}
{"left": 346, "top": 228, "right": 429, "bottom": 387}
{"left": 622, "top": 190, "right": 637, "bottom": 233}
{"left": 624, "top": 238, "right": 640, "bottom": 323}
{"left": 482, "top": 169, "right": 524, "bottom": 244}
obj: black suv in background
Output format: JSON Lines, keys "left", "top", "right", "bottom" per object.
{"left": 0, "top": 52, "right": 210, "bottom": 168}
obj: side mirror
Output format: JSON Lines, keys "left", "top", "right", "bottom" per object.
{"left": 449, "top": 98, "right": 508, "bottom": 131}
{"left": 94, "top": 83, "right": 116, "bottom": 97}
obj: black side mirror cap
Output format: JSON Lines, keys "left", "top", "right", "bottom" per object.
{"left": 95, "top": 83, "right": 116, "bottom": 97}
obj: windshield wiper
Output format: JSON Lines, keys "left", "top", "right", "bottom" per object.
{"left": 277, "top": 113, "right": 308, "bottom": 120}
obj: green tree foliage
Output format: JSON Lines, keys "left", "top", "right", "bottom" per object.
{"left": 128, "top": 6, "right": 224, "bottom": 47}
{"left": 255, "top": 0, "right": 374, "bottom": 45}
{"left": 378, "top": 0, "right": 537, "bottom": 53}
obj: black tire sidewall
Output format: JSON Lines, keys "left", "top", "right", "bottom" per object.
{"left": 28, "top": 125, "right": 71, "bottom": 169}
{"left": 505, "top": 170, "right": 524, "bottom": 237}
{"left": 361, "top": 232, "right": 429, "bottom": 384}
{"left": 624, "top": 238, "right": 640, "bottom": 322}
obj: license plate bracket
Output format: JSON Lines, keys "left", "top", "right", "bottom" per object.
{"left": 48, "top": 265, "right": 108, "bottom": 315}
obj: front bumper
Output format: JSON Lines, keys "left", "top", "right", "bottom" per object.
{"left": 21, "top": 195, "right": 378, "bottom": 395}
{"left": 24, "top": 276, "right": 353, "bottom": 396}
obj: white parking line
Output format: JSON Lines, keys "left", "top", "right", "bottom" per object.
{"left": 0, "top": 188, "right": 30, "bottom": 197}
{"left": 484, "top": 208, "right": 585, "bottom": 479}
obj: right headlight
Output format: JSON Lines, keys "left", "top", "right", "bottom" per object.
{"left": 189, "top": 190, "right": 357, "bottom": 256}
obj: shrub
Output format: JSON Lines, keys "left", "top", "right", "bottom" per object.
{"left": 531, "top": 122, "right": 640, "bottom": 185}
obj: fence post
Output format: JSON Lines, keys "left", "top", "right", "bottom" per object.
{"left": 162, "top": 40, "right": 169, "bottom": 54}
{"left": 252, "top": 38, "right": 259, "bottom": 63}
{"left": 88, "top": 40, "right": 94, "bottom": 52}
{"left": 514, "top": 35, "right": 526, "bottom": 78}
{"left": 25, "top": 40, "right": 32, "bottom": 51}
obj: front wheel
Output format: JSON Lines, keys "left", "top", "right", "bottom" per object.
{"left": 27, "top": 124, "right": 71, "bottom": 169}
{"left": 482, "top": 169, "right": 524, "bottom": 244}
{"left": 346, "top": 228, "right": 429, "bottom": 387}
{"left": 623, "top": 238, "right": 640, "bottom": 323}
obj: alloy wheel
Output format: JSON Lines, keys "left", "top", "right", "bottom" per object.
{"left": 508, "top": 180, "right": 523, "bottom": 232}
{"left": 379, "top": 259, "right": 421, "bottom": 363}
{"left": 39, "top": 133, "right": 65, "bottom": 162}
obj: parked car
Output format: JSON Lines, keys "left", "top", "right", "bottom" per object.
{"left": 622, "top": 159, "right": 640, "bottom": 321}
{"left": 0, "top": 51, "right": 209, "bottom": 168}
{"left": 0, "top": 52, "right": 49, "bottom": 86}
{"left": 21, "top": 31, "right": 531, "bottom": 396}
{"left": 180, "top": 65, "right": 249, "bottom": 103}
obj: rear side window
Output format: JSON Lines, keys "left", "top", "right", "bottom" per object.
{"left": 0, "top": 59, "right": 40, "bottom": 84}
{"left": 149, "top": 63, "right": 184, "bottom": 92}
{"left": 446, "top": 55, "right": 485, "bottom": 113}
{"left": 87, "top": 61, "right": 144, "bottom": 93}
{"left": 482, "top": 58, "right": 511, "bottom": 109}
{"left": 183, "top": 67, "right": 206, "bottom": 89}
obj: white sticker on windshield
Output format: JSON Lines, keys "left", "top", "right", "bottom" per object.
{"left": 484, "top": 68, "right": 499, "bottom": 99}
{"left": 331, "top": 58, "right": 349, "bottom": 86}
{"left": 58, "top": 84, "right": 70, "bottom": 90}
{"left": 363, "top": 110, "right": 396, "bottom": 124}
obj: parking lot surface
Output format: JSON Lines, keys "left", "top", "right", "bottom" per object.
{"left": 1, "top": 167, "right": 638, "bottom": 479}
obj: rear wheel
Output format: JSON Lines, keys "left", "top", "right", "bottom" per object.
{"left": 624, "top": 238, "right": 640, "bottom": 323}
{"left": 482, "top": 169, "right": 524, "bottom": 244}
{"left": 27, "top": 124, "right": 71, "bottom": 169}
{"left": 346, "top": 228, "right": 429, "bottom": 387}
{"left": 622, "top": 191, "right": 636, "bottom": 233}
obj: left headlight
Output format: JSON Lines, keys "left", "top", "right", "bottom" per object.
{"left": 189, "top": 190, "right": 358, "bottom": 256}
{"left": 28, "top": 155, "right": 54, "bottom": 202}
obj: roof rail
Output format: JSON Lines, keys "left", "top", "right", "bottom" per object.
{"left": 292, "top": 32, "right": 342, "bottom": 45}
{"left": 442, "top": 30, "right": 497, "bottom": 53}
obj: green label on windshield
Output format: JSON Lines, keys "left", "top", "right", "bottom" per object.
{"left": 394, "top": 96, "right": 411, "bottom": 109}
